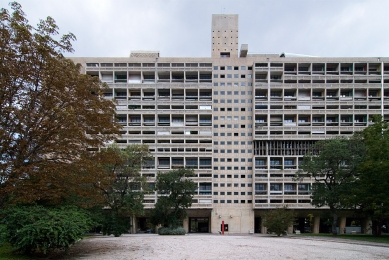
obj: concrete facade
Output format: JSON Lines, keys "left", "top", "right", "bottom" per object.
{"left": 71, "top": 14, "right": 389, "bottom": 234}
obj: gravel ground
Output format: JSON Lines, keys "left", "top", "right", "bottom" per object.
{"left": 60, "top": 234, "right": 389, "bottom": 260}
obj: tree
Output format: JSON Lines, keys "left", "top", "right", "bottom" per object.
{"left": 352, "top": 119, "right": 389, "bottom": 236}
{"left": 97, "top": 144, "right": 152, "bottom": 237}
{"left": 2, "top": 205, "right": 94, "bottom": 255}
{"left": 0, "top": 2, "right": 121, "bottom": 207}
{"left": 295, "top": 137, "right": 364, "bottom": 235}
{"left": 262, "top": 206, "right": 295, "bottom": 236}
{"left": 149, "top": 169, "right": 196, "bottom": 230}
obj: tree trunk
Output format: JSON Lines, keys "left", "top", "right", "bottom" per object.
{"left": 330, "top": 208, "right": 338, "bottom": 235}
{"left": 372, "top": 220, "right": 382, "bottom": 237}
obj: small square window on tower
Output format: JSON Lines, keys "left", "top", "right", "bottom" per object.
{"left": 220, "top": 52, "right": 230, "bottom": 58}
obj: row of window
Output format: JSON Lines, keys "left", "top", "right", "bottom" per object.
{"left": 214, "top": 91, "right": 252, "bottom": 95}
{"left": 213, "top": 200, "right": 253, "bottom": 204}
{"left": 214, "top": 99, "right": 253, "bottom": 103}
{"left": 213, "top": 82, "right": 252, "bottom": 87}
{"left": 86, "top": 62, "right": 212, "bottom": 68}
{"left": 213, "top": 150, "right": 253, "bottom": 154}
{"left": 214, "top": 132, "right": 253, "bottom": 136}
{"left": 214, "top": 141, "right": 253, "bottom": 145}
{"left": 214, "top": 74, "right": 252, "bottom": 79}
{"left": 213, "top": 66, "right": 251, "bottom": 70}
{"left": 213, "top": 158, "right": 252, "bottom": 162}
{"left": 214, "top": 124, "right": 252, "bottom": 129}
{"left": 214, "top": 166, "right": 253, "bottom": 170}
{"left": 214, "top": 107, "right": 251, "bottom": 112}
{"left": 214, "top": 191, "right": 252, "bottom": 195}
{"left": 213, "top": 182, "right": 252, "bottom": 187}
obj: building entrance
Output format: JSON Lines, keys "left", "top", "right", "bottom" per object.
{"left": 254, "top": 217, "right": 262, "bottom": 233}
{"left": 189, "top": 218, "right": 209, "bottom": 233}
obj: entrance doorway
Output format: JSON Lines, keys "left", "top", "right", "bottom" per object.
{"left": 254, "top": 217, "right": 262, "bottom": 233}
{"left": 137, "top": 217, "right": 152, "bottom": 233}
{"left": 189, "top": 218, "right": 209, "bottom": 233}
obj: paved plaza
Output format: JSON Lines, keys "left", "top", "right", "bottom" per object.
{"left": 63, "top": 234, "right": 389, "bottom": 260}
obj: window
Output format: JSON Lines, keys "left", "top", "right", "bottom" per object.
{"left": 270, "top": 184, "right": 282, "bottom": 191}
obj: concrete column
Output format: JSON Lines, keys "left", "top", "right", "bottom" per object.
{"left": 287, "top": 225, "right": 293, "bottom": 234}
{"left": 363, "top": 218, "right": 372, "bottom": 234}
{"left": 130, "top": 216, "right": 136, "bottom": 234}
{"left": 312, "top": 216, "right": 320, "bottom": 234}
{"left": 339, "top": 217, "right": 346, "bottom": 234}
{"left": 183, "top": 217, "right": 189, "bottom": 233}
{"left": 261, "top": 222, "right": 267, "bottom": 234}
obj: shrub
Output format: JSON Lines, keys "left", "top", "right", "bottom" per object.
{"left": 262, "top": 206, "right": 296, "bottom": 236}
{"left": 158, "top": 227, "right": 186, "bottom": 235}
{"left": 2, "top": 205, "right": 94, "bottom": 255}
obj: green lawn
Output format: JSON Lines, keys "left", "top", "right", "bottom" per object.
{"left": 299, "top": 233, "right": 389, "bottom": 244}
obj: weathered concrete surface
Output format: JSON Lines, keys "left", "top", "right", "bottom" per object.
{"left": 62, "top": 234, "right": 389, "bottom": 260}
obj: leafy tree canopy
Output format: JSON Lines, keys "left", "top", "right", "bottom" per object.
{"left": 149, "top": 169, "right": 196, "bottom": 229}
{"left": 0, "top": 2, "right": 121, "bottom": 207}
{"left": 353, "top": 119, "right": 389, "bottom": 235}
{"left": 295, "top": 137, "right": 365, "bottom": 234}
{"left": 98, "top": 144, "right": 152, "bottom": 237}
{"left": 262, "top": 206, "right": 295, "bottom": 236}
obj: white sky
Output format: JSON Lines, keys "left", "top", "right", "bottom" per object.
{"left": 1, "top": 0, "right": 388, "bottom": 58}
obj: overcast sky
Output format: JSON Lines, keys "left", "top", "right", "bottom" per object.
{"left": 1, "top": 0, "right": 388, "bottom": 58}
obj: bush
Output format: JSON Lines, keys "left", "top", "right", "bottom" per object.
{"left": 262, "top": 206, "right": 296, "bottom": 236}
{"left": 2, "top": 205, "right": 94, "bottom": 255}
{"left": 101, "top": 212, "right": 132, "bottom": 237}
{"left": 157, "top": 227, "right": 186, "bottom": 235}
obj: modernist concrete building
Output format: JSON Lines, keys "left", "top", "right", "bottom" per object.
{"left": 72, "top": 14, "right": 389, "bottom": 234}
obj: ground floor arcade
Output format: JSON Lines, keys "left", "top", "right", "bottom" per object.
{"left": 130, "top": 208, "right": 372, "bottom": 235}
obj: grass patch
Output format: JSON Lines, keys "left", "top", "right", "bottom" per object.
{"left": 0, "top": 243, "right": 29, "bottom": 260}
{"left": 299, "top": 233, "right": 389, "bottom": 244}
